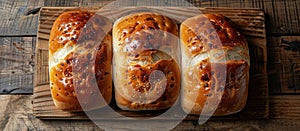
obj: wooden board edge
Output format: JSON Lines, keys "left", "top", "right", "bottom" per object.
{"left": 33, "top": 7, "right": 269, "bottom": 120}
{"left": 4, "top": 95, "right": 298, "bottom": 121}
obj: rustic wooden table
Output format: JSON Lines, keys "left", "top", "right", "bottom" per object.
{"left": 0, "top": 0, "right": 300, "bottom": 130}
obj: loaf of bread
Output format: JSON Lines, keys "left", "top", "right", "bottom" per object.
{"left": 180, "top": 14, "right": 250, "bottom": 116}
{"left": 113, "top": 12, "right": 181, "bottom": 110}
{"left": 49, "top": 11, "right": 112, "bottom": 111}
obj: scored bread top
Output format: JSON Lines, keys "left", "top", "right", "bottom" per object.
{"left": 180, "top": 14, "right": 249, "bottom": 63}
{"left": 112, "top": 12, "right": 181, "bottom": 110}
{"left": 180, "top": 14, "right": 250, "bottom": 116}
{"left": 49, "top": 11, "right": 112, "bottom": 111}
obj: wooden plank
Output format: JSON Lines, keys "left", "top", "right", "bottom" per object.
{"left": 0, "top": 0, "right": 43, "bottom": 36}
{"left": 1, "top": 95, "right": 300, "bottom": 130}
{"left": 191, "top": 0, "right": 300, "bottom": 35}
{"left": 34, "top": 7, "right": 268, "bottom": 119}
{"left": 270, "top": 95, "right": 300, "bottom": 119}
{"left": 268, "top": 36, "right": 300, "bottom": 94}
{"left": 43, "top": 0, "right": 112, "bottom": 7}
{"left": 0, "top": 37, "right": 35, "bottom": 94}
{"left": 43, "top": 0, "right": 195, "bottom": 7}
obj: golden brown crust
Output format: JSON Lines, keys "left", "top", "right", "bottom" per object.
{"left": 181, "top": 61, "right": 249, "bottom": 115}
{"left": 180, "top": 14, "right": 248, "bottom": 57}
{"left": 49, "top": 11, "right": 112, "bottom": 111}
{"left": 49, "top": 11, "right": 94, "bottom": 54}
{"left": 180, "top": 14, "right": 250, "bottom": 116}
{"left": 115, "top": 58, "right": 180, "bottom": 110}
{"left": 113, "top": 12, "right": 180, "bottom": 110}
{"left": 114, "top": 12, "right": 178, "bottom": 42}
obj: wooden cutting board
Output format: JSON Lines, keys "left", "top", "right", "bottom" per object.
{"left": 33, "top": 7, "right": 268, "bottom": 120}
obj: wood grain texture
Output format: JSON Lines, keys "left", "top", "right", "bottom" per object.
{"left": 0, "top": 0, "right": 112, "bottom": 36}
{"left": 0, "top": 0, "right": 43, "bottom": 36}
{"left": 195, "top": 0, "right": 300, "bottom": 35}
{"left": 270, "top": 95, "right": 300, "bottom": 119}
{"left": 0, "top": 0, "right": 299, "bottom": 36}
{"left": 268, "top": 36, "right": 300, "bottom": 94}
{"left": 41, "top": 0, "right": 300, "bottom": 35}
{"left": 0, "top": 37, "right": 35, "bottom": 94}
{"left": 43, "top": 0, "right": 112, "bottom": 7}
{"left": 33, "top": 7, "right": 268, "bottom": 120}
{"left": 1, "top": 95, "right": 300, "bottom": 130}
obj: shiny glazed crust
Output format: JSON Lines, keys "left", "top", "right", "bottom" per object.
{"left": 113, "top": 12, "right": 180, "bottom": 110}
{"left": 49, "top": 11, "right": 112, "bottom": 111}
{"left": 180, "top": 14, "right": 250, "bottom": 116}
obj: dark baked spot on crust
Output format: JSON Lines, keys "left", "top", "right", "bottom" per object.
{"left": 66, "top": 58, "right": 72, "bottom": 65}
{"left": 64, "top": 66, "right": 72, "bottom": 77}
{"left": 201, "top": 73, "right": 210, "bottom": 82}
{"left": 145, "top": 17, "right": 154, "bottom": 21}
{"left": 87, "top": 53, "right": 92, "bottom": 59}
{"left": 170, "top": 84, "right": 175, "bottom": 88}
{"left": 171, "top": 77, "right": 175, "bottom": 81}
{"left": 204, "top": 83, "right": 209, "bottom": 87}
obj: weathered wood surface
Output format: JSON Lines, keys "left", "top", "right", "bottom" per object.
{"left": 0, "top": 37, "right": 35, "bottom": 94}
{"left": 0, "top": 0, "right": 299, "bottom": 129}
{"left": 1, "top": 95, "right": 300, "bottom": 131}
{"left": 269, "top": 95, "right": 300, "bottom": 119}
{"left": 0, "top": 0, "right": 112, "bottom": 36}
{"left": 0, "top": 0, "right": 42, "bottom": 36}
{"left": 197, "top": 0, "right": 300, "bottom": 35}
{"left": 0, "top": 0, "right": 299, "bottom": 36}
{"left": 268, "top": 36, "right": 300, "bottom": 94}
{"left": 33, "top": 7, "right": 268, "bottom": 119}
